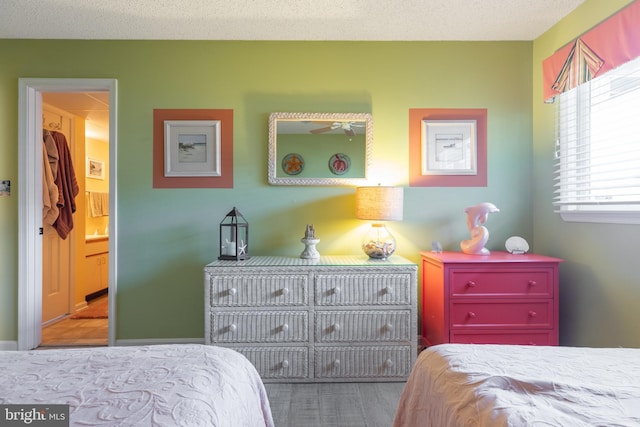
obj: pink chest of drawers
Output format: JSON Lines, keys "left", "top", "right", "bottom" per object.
{"left": 421, "top": 251, "right": 563, "bottom": 347}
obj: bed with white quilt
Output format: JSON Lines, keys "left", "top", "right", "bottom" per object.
{"left": 0, "top": 344, "right": 274, "bottom": 426}
{"left": 393, "top": 343, "right": 640, "bottom": 427}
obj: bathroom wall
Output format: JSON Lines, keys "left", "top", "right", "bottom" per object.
{"left": 85, "top": 136, "right": 109, "bottom": 236}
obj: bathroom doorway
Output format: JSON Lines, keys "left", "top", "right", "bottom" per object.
{"left": 40, "top": 92, "right": 110, "bottom": 346}
{"left": 18, "top": 78, "right": 117, "bottom": 350}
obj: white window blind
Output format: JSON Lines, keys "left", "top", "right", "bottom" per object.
{"left": 554, "top": 55, "right": 640, "bottom": 224}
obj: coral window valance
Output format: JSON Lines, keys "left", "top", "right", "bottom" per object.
{"left": 542, "top": 0, "right": 640, "bottom": 102}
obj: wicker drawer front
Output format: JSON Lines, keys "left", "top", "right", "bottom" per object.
{"left": 315, "top": 274, "right": 411, "bottom": 306}
{"left": 450, "top": 301, "right": 553, "bottom": 329}
{"left": 234, "top": 347, "right": 309, "bottom": 379}
{"left": 449, "top": 270, "right": 553, "bottom": 298}
{"left": 315, "top": 346, "right": 412, "bottom": 379}
{"left": 210, "top": 311, "right": 308, "bottom": 343}
{"left": 205, "top": 256, "right": 419, "bottom": 382}
{"left": 209, "top": 274, "right": 308, "bottom": 307}
{"left": 316, "top": 310, "right": 411, "bottom": 342}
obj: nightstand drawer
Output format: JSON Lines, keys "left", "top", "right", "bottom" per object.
{"left": 209, "top": 274, "right": 308, "bottom": 307}
{"left": 450, "top": 300, "right": 553, "bottom": 329}
{"left": 450, "top": 270, "right": 553, "bottom": 298}
{"left": 316, "top": 310, "right": 411, "bottom": 342}
{"left": 450, "top": 330, "right": 554, "bottom": 346}
{"left": 234, "top": 346, "right": 309, "bottom": 380}
{"left": 315, "top": 346, "right": 412, "bottom": 379}
{"left": 209, "top": 311, "right": 308, "bottom": 343}
{"left": 315, "top": 273, "right": 411, "bottom": 305}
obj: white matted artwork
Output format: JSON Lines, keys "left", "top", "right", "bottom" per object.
{"left": 87, "top": 158, "right": 105, "bottom": 179}
{"left": 421, "top": 119, "right": 477, "bottom": 175}
{"left": 164, "top": 120, "right": 221, "bottom": 177}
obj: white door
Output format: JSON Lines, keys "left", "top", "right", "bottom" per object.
{"left": 42, "top": 223, "right": 71, "bottom": 323}
{"left": 41, "top": 104, "right": 74, "bottom": 324}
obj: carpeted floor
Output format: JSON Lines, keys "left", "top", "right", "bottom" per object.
{"left": 70, "top": 296, "right": 108, "bottom": 319}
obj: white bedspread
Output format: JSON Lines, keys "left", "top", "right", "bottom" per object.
{"left": 394, "top": 344, "right": 640, "bottom": 427}
{"left": 0, "top": 344, "right": 274, "bottom": 427}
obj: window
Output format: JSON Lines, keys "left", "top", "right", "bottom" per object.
{"left": 554, "top": 55, "right": 640, "bottom": 224}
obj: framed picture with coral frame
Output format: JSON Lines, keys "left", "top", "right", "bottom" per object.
{"left": 153, "top": 109, "right": 233, "bottom": 188}
{"left": 409, "top": 108, "right": 487, "bottom": 187}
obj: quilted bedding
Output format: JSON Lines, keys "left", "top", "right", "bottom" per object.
{"left": 0, "top": 344, "right": 274, "bottom": 426}
{"left": 394, "top": 343, "right": 640, "bottom": 427}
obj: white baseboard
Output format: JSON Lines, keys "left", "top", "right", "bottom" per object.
{"left": 0, "top": 341, "right": 18, "bottom": 351}
{"left": 115, "top": 338, "right": 205, "bottom": 346}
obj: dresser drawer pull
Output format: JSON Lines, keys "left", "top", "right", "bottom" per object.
{"left": 528, "top": 311, "right": 537, "bottom": 318}
{"left": 281, "top": 323, "right": 289, "bottom": 332}
{"left": 228, "top": 323, "right": 237, "bottom": 333}
{"left": 228, "top": 288, "right": 237, "bottom": 296}
{"left": 281, "top": 359, "right": 289, "bottom": 369}
{"left": 467, "top": 312, "right": 476, "bottom": 319}
{"left": 333, "top": 359, "right": 341, "bottom": 368}
{"left": 384, "top": 323, "right": 394, "bottom": 331}
{"left": 466, "top": 281, "right": 477, "bottom": 288}
{"left": 280, "top": 287, "right": 290, "bottom": 296}
{"left": 384, "top": 359, "right": 394, "bottom": 368}
{"left": 333, "top": 286, "right": 341, "bottom": 295}
{"left": 528, "top": 280, "right": 537, "bottom": 287}
{"left": 384, "top": 286, "right": 394, "bottom": 294}
{"left": 332, "top": 323, "right": 341, "bottom": 332}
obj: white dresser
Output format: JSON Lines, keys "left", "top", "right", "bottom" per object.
{"left": 204, "top": 255, "right": 418, "bottom": 382}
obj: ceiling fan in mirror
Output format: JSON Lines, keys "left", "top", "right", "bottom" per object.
{"left": 309, "top": 121, "right": 365, "bottom": 137}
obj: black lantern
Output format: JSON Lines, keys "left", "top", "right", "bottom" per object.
{"left": 218, "top": 207, "right": 250, "bottom": 261}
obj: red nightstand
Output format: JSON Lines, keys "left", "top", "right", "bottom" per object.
{"left": 421, "top": 251, "right": 563, "bottom": 347}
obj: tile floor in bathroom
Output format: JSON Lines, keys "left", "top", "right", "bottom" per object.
{"left": 40, "top": 297, "right": 108, "bottom": 348}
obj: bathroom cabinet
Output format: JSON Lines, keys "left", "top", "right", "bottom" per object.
{"left": 85, "top": 238, "right": 109, "bottom": 297}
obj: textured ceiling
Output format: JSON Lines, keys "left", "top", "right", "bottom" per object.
{"left": 2, "top": 0, "right": 584, "bottom": 41}
{"left": 28, "top": 0, "right": 586, "bottom": 143}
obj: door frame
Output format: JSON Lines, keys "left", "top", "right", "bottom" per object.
{"left": 18, "top": 78, "right": 118, "bottom": 350}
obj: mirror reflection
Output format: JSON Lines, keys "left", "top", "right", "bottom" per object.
{"left": 268, "top": 112, "right": 373, "bottom": 185}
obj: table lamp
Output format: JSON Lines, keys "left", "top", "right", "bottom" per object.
{"left": 355, "top": 186, "right": 403, "bottom": 259}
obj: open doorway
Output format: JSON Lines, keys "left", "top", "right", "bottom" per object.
{"left": 18, "top": 78, "right": 117, "bottom": 351}
{"left": 40, "top": 92, "right": 110, "bottom": 347}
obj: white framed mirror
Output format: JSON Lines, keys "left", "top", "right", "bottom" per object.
{"left": 268, "top": 112, "right": 373, "bottom": 186}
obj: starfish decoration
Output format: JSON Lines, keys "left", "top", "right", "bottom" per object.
{"left": 284, "top": 154, "right": 303, "bottom": 174}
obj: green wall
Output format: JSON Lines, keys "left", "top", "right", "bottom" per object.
{"left": 1, "top": 39, "right": 534, "bottom": 344}
{"left": 533, "top": 0, "right": 640, "bottom": 347}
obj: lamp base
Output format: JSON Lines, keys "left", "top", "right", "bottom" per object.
{"left": 361, "top": 223, "right": 396, "bottom": 259}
